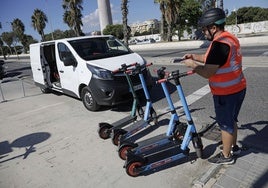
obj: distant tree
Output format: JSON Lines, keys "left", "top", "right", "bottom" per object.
{"left": 11, "top": 18, "right": 25, "bottom": 58}
{"left": 1, "top": 32, "right": 14, "bottom": 55}
{"left": 63, "top": 29, "right": 76, "bottom": 38}
{"left": 176, "top": 0, "right": 202, "bottom": 40}
{"left": 0, "top": 37, "right": 7, "bottom": 59}
{"left": 20, "top": 34, "right": 37, "bottom": 53}
{"left": 157, "top": 0, "right": 202, "bottom": 41}
{"left": 121, "top": 0, "right": 130, "bottom": 45}
{"left": 11, "top": 19, "right": 25, "bottom": 41}
{"left": 31, "top": 9, "right": 48, "bottom": 41}
{"left": 62, "top": 0, "right": 84, "bottom": 37}
{"left": 226, "top": 7, "right": 268, "bottom": 25}
{"left": 103, "top": 24, "right": 124, "bottom": 39}
{"left": 198, "top": 0, "right": 216, "bottom": 11}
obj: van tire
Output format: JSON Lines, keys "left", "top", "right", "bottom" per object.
{"left": 81, "top": 87, "right": 100, "bottom": 111}
{"left": 40, "top": 87, "right": 50, "bottom": 93}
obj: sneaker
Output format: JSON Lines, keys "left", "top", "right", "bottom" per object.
{"left": 232, "top": 145, "right": 241, "bottom": 155}
{"left": 208, "top": 152, "right": 234, "bottom": 165}
{"left": 219, "top": 145, "right": 241, "bottom": 155}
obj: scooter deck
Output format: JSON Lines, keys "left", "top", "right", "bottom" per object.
{"left": 118, "top": 119, "right": 149, "bottom": 140}
{"left": 111, "top": 115, "right": 137, "bottom": 128}
{"left": 129, "top": 133, "right": 179, "bottom": 156}
{"left": 127, "top": 143, "right": 189, "bottom": 166}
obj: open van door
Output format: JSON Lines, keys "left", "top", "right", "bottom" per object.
{"left": 30, "top": 43, "right": 52, "bottom": 91}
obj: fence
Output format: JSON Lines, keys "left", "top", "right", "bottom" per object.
{"left": 0, "top": 77, "right": 41, "bottom": 102}
{"left": 226, "top": 21, "right": 268, "bottom": 36}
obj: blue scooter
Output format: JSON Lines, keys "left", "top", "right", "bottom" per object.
{"left": 111, "top": 63, "right": 158, "bottom": 146}
{"left": 118, "top": 67, "right": 188, "bottom": 160}
{"left": 124, "top": 68, "right": 203, "bottom": 177}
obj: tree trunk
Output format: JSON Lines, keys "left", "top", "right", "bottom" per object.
{"left": 121, "top": 0, "right": 129, "bottom": 46}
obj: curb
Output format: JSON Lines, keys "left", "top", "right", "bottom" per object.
{"left": 193, "top": 164, "right": 222, "bottom": 187}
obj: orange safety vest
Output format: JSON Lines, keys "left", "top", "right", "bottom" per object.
{"left": 205, "top": 31, "right": 246, "bottom": 95}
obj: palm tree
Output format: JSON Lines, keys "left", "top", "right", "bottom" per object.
{"left": 154, "top": 0, "right": 166, "bottom": 41}
{"left": 1, "top": 32, "right": 14, "bottom": 56}
{"left": 62, "top": 0, "right": 84, "bottom": 37}
{"left": 155, "top": 0, "right": 181, "bottom": 41}
{"left": 121, "top": 0, "right": 129, "bottom": 45}
{"left": 12, "top": 19, "right": 25, "bottom": 40}
{"left": 31, "top": 9, "right": 48, "bottom": 41}
{"left": 12, "top": 18, "right": 25, "bottom": 58}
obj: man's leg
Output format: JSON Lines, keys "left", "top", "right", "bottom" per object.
{"left": 221, "top": 130, "right": 233, "bottom": 158}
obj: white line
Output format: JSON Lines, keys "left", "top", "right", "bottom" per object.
{"left": 158, "top": 84, "right": 211, "bottom": 114}
{"left": 10, "top": 102, "right": 65, "bottom": 118}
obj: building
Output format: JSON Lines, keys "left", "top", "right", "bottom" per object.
{"left": 129, "top": 19, "right": 160, "bottom": 36}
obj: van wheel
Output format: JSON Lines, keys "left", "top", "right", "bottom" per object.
{"left": 81, "top": 87, "right": 100, "bottom": 111}
{"left": 40, "top": 87, "right": 50, "bottom": 93}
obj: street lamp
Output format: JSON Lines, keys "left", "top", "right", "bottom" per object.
{"left": 234, "top": 8, "right": 238, "bottom": 25}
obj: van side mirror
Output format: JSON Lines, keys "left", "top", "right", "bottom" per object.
{"left": 62, "top": 56, "right": 77, "bottom": 67}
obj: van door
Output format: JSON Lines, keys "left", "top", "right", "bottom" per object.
{"left": 55, "top": 42, "right": 80, "bottom": 97}
{"left": 30, "top": 43, "right": 52, "bottom": 87}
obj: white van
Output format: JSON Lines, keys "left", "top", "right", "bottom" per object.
{"left": 30, "top": 35, "right": 152, "bottom": 111}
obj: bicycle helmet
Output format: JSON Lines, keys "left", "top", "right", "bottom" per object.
{"left": 198, "top": 8, "right": 226, "bottom": 27}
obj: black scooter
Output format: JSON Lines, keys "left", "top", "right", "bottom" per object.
{"left": 98, "top": 63, "right": 145, "bottom": 140}
{"left": 111, "top": 63, "right": 158, "bottom": 146}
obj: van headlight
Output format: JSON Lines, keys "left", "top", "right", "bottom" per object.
{"left": 87, "top": 64, "right": 113, "bottom": 80}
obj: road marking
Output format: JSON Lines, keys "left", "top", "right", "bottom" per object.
{"left": 9, "top": 102, "right": 65, "bottom": 118}
{"left": 158, "top": 84, "right": 211, "bottom": 114}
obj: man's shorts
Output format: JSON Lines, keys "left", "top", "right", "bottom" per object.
{"left": 213, "top": 88, "right": 246, "bottom": 134}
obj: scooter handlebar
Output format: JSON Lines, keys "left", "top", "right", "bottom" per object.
{"left": 156, "top": 70, "right": 195, "bottom": 83}
{"left": 125, "top": 62, "right": 153, "bottom": 74}
{"left": 171, "top": 58, "right": 184, "bottom": 63}
{"left": 112, "top": 62, "right": 138, "bottom": 73}
{"left": 113, "top": 62, "right": 153, "bottom": 74}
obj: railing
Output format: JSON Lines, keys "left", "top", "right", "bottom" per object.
{"left": 0, "top": 77, "right": 40, "bottom": 102}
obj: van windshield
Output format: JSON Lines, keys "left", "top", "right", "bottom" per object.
{"left": 69, "top": 36, "right": 132, "bottom": 61}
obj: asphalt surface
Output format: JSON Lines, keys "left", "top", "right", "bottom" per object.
{"left": 0, "top": 36, "right": 267, "bottom": 188}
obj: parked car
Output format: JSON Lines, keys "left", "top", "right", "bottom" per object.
{"left": 30, "top": 35, "right": 153, "bottom": 111}
{"left": 137, "top": 38, "right": 156, "bottom": 44}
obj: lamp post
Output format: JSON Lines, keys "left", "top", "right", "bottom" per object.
{"left": 234, "top": 8, "right": 238, "bottom": 25}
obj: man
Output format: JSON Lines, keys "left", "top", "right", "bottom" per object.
{"left": 181, "top": 8, "right": 246, "bottom": 164}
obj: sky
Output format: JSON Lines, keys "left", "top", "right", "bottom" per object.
{"left": 0, "top": 0, "right": 268, "bottom": 41}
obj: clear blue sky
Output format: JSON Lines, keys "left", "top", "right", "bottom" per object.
{"left": 0, "top": 0, "right": 268, "bottom": 41}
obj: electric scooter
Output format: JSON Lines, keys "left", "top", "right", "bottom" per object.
{"left": 124, "top": 68, "right": 203, "bottom": 177}
{"left": 111, "top": 63, "right": 158, "bottom": 146}
{"left": 118, "top": 67, "right": 188, "bottom": 160}
{"left": 98, "top": 63, "right": 144, "bottom": 140}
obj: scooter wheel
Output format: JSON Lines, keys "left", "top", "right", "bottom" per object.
{"left": 126, "top": 161, "right": 143, "bottom": 177}
{"left": 98, "top": 124, "right": 113, "bottom": 139}
{"left": 118, "top": 145, "right": 134, "bottom": 160}
{"left": 112, "top": 131, "right": 124, "bottom": 146}
{"left": 195, "top": 148, "right": 203, "bottom": 159}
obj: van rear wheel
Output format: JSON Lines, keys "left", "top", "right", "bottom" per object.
{"left": 40, "top": 87, "right": 50, "bottom": 93}
{"left": 81, "top": 87, "right": 100, "bottom": 111}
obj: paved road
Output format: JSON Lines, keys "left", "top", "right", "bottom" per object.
{"left": 0, "top": 42, "right": 267, "bottom": 188}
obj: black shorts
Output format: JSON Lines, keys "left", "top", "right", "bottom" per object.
{"left": 213, "top": 88, "right": 246, "bottom": 134}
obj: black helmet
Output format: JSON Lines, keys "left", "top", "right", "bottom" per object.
{"left": 198, "top": 8, "right": 226, "bottom": 27}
